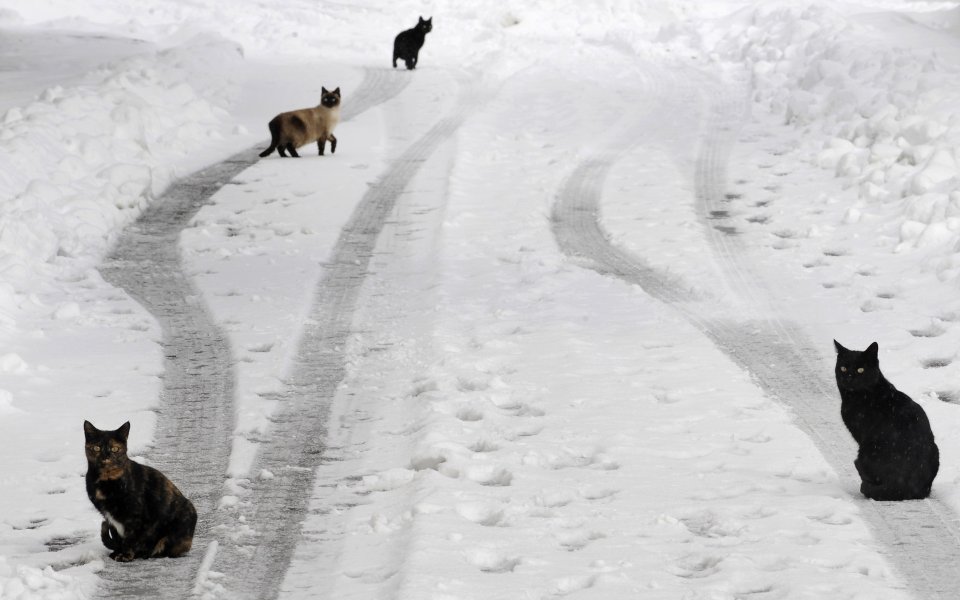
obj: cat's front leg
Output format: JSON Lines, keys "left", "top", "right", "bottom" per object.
{"left": 854, "top": 456, "right": 882, "bottom": 485}
{"left": 109, "top": 524, "right": 141, "bottom": 562}
{"left": 100, "top": 521, "right": 121, "bottom": 550}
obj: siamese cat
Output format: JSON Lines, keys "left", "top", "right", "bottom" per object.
{"left": 259, "top": 87, "right": 341, "bottom": 158}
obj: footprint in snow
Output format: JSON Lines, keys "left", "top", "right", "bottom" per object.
{"left": 713, "top": 225, "right": 739, "bottom": 236}
{"left": 909, "top": 323, "right": 945, "bottom": 338}
{"left": 555, "top": 529, "right": 606, "bottom": 551}
{"left": 535, "top": 490, "right": 575, "bottom": 508}
{"left": 456, "top": 376, "right": 492, "bottom": 392}
{"left": 464, "top": 548, "right": 521, "bottom": 573}
{"left": 578, "top": 486, "right": 618, "bottom": 501}
{"left": 936, "top": 390, "right": 960, "bottom": 403}
{"left": 547, "top": 575, "right": 597, "bottom": 596}
{"left": 922, "top": 357, "right": 952, "bottom": 369}
{"left": 456, "top": 502, "right": 506, "bottom": 527}
{"left": 672, "top": 553, "right": 724, "bottom": 579}
{"left": 469, "top": 438, "right": 500, "bottom": 453}
{"left": 822, "top": 248, "right": 848, "bottom": 257}
{"left": 45, "top": 534, "right": 87, "bottom": 552}
{"left": 493, "top": 399, "right": 545, "bottom": 417}
{"left": 456, "top": 406, "right": 484, "bottom": 422}
{"left": 802, "top": 258, "right": 829, "bottom": 269}
{"left": 679, "top": 510, "right": 746, "bottom": 538}
{"left": 526, "top": 447, "right": 619, "bottom": 471}
{"left": 464, "top": 464, "right": 513, "bottom": 487}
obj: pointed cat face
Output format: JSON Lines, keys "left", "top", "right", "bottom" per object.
{"left": 418, "top": 16, "right": 433, "bottom": 33}
{"left": 834, "top": 340, "right": 881, "bottom": 390}
{"left": 320, "top": 87, "right": 341, "bottom": 109}
{"left": 84, "top": 420, "right": 131, "bottom": 479}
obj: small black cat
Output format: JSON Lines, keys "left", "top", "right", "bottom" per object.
{"left": 833, "top": 340, "right": 939, "bottom": 500}
{"left": 84, "top": 420, "right": 197, "bottom": 561}
{"left": 393, "top": 16, "right": 432, "bottom": 70}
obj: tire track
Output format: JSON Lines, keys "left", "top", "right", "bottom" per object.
{"left": 552, "top": 70, "right": 960, "bottom": 599}
{"left": 205, "top": 77, "right": 483, "bottom": 600}
{"left": 93, "top": 67, "right": 409, "bottom": 600}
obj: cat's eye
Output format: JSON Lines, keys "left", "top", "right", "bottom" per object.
{"left": 92, "top": 446, "right": 101, "bottom": 451}
{"left": 111, "top": 446, "right": 120, "bottom": 453}
{"left": 840, "top": 366, "right": 847, "bottom": 372}
{"left": 857, "top": 367, "right": 864, "bottom": 374}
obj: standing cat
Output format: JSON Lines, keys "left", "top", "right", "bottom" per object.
{"left": 393, "top": 16, "right": 432, "bottom": 70}
{"left": 833, "top": 340, "right": 939, "bottom": 500}
{"left": 258, "top": 87, "right": 341, "bottom": 158}
{"left": 84, "top": 420, "right": 197, "bottom": 561}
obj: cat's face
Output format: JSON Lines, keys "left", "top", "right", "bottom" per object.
{"left": 418, "top": 16, "right": 433, "bottom": 33}
{"left": 834, "top": 340, "right": 881, "bottom": 390}
{"left": 320, "top": 87, "right": 341, "bottom": 109}
{"left": 84, "top": 420, "right": 131, "bottom": 478}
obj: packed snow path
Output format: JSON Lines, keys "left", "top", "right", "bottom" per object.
{"left": 552, "top": 64, "right": 960, "bottom": 600}
{"left": 94, "top": 67, "right": 409, "bottom": 600}
{"left": 207, "top": 73, "right": 482, "bottom": 600}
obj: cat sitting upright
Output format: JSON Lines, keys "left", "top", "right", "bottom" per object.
{"left": 258, "top": 87, "right": 341, "bottom": 158}
{"left": 393, "top": 16, "right": 432, "bottom": 70}
{"left": 833, "top": 340, "right": 939, "bottom": 500}
{"left": 84, "top": 420, "right": 197, "bottom": 561}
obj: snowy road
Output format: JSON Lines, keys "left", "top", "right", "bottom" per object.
{"left": 209, "top": 71, "right": 480, "bottom": 600}
{"left": 87, "top": 52, "right": 960, "bottom": 598}
{"left": 93, "top": 67, "right": 411, "bottom": 599}
{"left": 554, "top": 62, "right": 960, "bottom": 599}
{"left": 8, "top": 2, "right": 960, "bottom": 598}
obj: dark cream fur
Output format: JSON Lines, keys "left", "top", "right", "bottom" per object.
{"left": 259, "top": 87, "right": 341, "bottom": 158}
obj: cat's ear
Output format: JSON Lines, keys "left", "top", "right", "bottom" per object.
{"left": 83, "top": 420, "right": 97, "bottom": 440}
{"left": 322, "top": 86, "right": 329, "bottom": 95}
{"left": 833, "top": 339, "right": 848, "bottom": 354}
{"left": 117, "top": 421, "right": 131, "bottom": 442}
{"left": 865, "top": 342, "right": 879, "bottom": 359}
{"left": 333, "top": 87, "right": 340, "bottom": 95}
{"left": 419, "top": 16, "right": 425, "bottom": 23}
{"left": 426, "top": 17, "right": 432, "bottom": 23}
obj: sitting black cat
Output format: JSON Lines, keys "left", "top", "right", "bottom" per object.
{"left": 393, "top": 16, "right": 432, "bottom": 70}
{"left": 833, "top": 340, "right": 939, "bottom": 500}
{"left": 84, "top": 420, "right": 197, "bottom": 561}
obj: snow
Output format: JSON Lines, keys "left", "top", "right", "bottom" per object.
{"left": 2, "top": 0, "right": 960, "bottom": 597}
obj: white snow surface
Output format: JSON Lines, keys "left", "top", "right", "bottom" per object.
{"left": 0, "top": 0, "right": 959, "bottom": 598}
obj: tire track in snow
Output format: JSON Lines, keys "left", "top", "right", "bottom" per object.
{"left": 552, "top": 74, "right": 960, "bottom": 599}
{"left": 206, "top": 77, "right": 482, "bottom": 600}
{"left": 93, "top": 67, "right": 409, "bottom": 600}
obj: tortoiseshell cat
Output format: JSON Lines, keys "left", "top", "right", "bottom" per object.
{"left": 84, "top": 421, "right": 197, "bottom": 561}
{"left": 833, "top": 341, "right": 939, "bottom": 500}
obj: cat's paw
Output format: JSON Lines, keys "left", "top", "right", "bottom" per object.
{"left": 109, "top": 550, "right": 135, "bottom": 562}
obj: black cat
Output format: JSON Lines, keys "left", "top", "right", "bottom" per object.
{"left": 84, "top": 420, "right": 197, "bottom": 561}
{"left": 833, "top": 340, "right": 939, "bottom": 500}
{"left": 393, "top": 16, "right": 432, "bottom": 70}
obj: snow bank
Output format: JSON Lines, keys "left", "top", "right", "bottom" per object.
{"left": 680, "top": 2, "right": 960, "bottom": 276}
{"left": 0, "top": 556, "right": 90, "bottom": 600}
{"left": 0, "top": 34, "right": 242, "bottom": 325}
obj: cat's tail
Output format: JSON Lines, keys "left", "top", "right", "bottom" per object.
{"left": 259, "top": 118, "right": 281, "bottom": 158}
